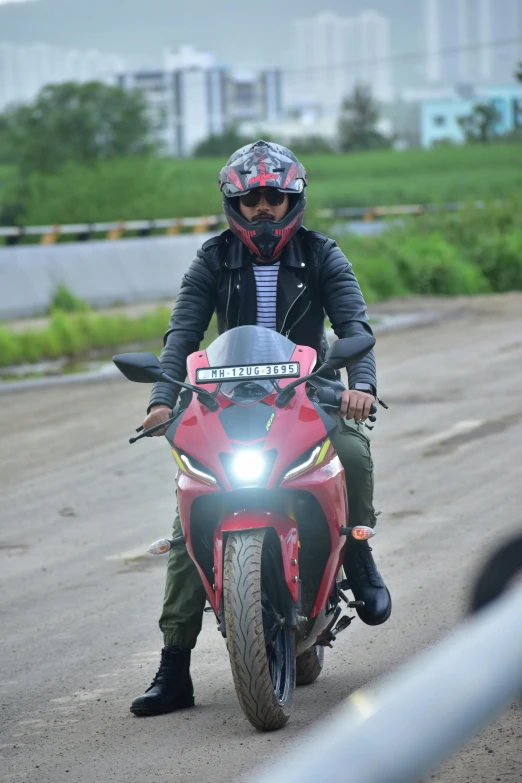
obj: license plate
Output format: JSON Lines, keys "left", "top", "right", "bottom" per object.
{"left": 196, "top": 362, "right": 301, "bottom": 383}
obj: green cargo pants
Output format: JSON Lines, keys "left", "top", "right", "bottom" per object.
{"left": 159, "top": 417, "right": 377, "bottom": 648}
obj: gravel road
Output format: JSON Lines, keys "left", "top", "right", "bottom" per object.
{"left": 1, "top": 294, "right": 521, "bottom": 783}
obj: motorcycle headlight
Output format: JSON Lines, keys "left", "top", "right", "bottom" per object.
{"left": 220, "top": 449, "right": 276, "bottom": 489}
{"left": 232, "top": 451, "right": 266, "bottom": 483}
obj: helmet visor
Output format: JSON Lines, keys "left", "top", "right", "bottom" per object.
{"left": 222, "top": 178, "right": 305, "bottom": 197}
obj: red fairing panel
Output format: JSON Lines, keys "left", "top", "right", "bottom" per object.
{"left": 213, "top": 511, "right": 299, "bottom": 613}
{"left": 281, "top": 450, "right": 348, "bottom": 617}
{"left": 176, "top": 472, "right": 221, "bottom": 610}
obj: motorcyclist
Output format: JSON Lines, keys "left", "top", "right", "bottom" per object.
{"left": 130, "top": 140, "right": 392, "bottom": 716}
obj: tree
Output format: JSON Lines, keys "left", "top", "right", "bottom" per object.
{"left": 338, "top": 85, "right": 392, "bottom": 152}
{"left": 515, "top": 62, "right": 522, "bottom": 82}
{"left": 457, "top": 103, "right": 501, "bottom": 144}
{"left": 193, "top": 126, "right": 254, "bottom": 157}
{"left": 0, "top": 81, "right": 159, "bottom": 174}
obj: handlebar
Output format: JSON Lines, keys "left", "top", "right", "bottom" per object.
{"left": 321, "top": 401, "right": 378, "bottom": 427}
{"left": 131, "top": 393, "right": 387, "bottom": 444}
{"left": 317, "top": 390, "right": 384, "bottom": 429}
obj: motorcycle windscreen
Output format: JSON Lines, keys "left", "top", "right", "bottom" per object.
{"left": 204, "top": 326, "right": 297, "bottom": 404}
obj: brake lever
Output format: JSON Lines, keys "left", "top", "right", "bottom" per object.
{"left": 130, "top": 418, "right": 175, "bottom": 443}
{"left": 130, "top": 408, "right": 180, "bottom": 444}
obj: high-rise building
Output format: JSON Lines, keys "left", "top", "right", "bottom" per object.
{"left": 290, "top": 10, "right": 393, "bottom": 112}
{"left": 425, "top": 0, "right": 522, "bottom": 85}
{"left": 121, "top": 55, "right": 283, "bottom": 157}
{"left": 227, "top": 69, "right": 283, "bottom": 124}
{"left": 0, "top": 42, "right": 125, "bottom": 111}
{"left": 120, "top": 67, "right": 227, "bottom": 157}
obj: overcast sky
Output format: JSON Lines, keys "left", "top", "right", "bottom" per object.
{"left": 0, "top": 0, "right": 422, "bottom": 69}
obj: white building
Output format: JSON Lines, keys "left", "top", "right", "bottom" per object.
{"left": 120, "top": 52, "right": 283, "bottom": 157}
{"left": 425, "top": 0, "right": 522, "bottom": 86}
{"left": 119, "top": 67, "right": 228, "bottom": 157}
{"left": 0, "top": 42, "right": 125, "bottom": 111}
{"left": 290, "top": 10, "right": 393, "bottom": 113}
{"left": 227, "top": 69, "right": 283, "bottom": 124}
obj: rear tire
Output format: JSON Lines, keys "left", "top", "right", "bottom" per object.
{"left": 223, "top": 529, "right": 296, "bottom": 731}
{"left": 296, "top": 645, "right": 324, "bottom": 686}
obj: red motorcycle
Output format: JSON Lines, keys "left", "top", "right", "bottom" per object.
{"left": 114, "top": 325, "right": 377, "bottom": 731}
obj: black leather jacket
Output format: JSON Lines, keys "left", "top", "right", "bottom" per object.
{"left": 148, "top": 227, "right": 376, "bottom": 411}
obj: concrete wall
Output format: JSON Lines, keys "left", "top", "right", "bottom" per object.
{"left": 0, "top": 234, "right": 214, "bottom": 319}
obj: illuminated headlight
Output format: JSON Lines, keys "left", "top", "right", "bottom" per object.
{"left": 232, "top": 451, "right": 265, "bottom": 483}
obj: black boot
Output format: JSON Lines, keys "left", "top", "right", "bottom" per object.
{"left": 130, "top": 646, "right": 194, "bottom": 716}
{"left": 344, "top": 540, "right": 392, "bottom": 626}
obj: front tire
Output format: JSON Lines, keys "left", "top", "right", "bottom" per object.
{"left": 223, "top": 529, "right": 296, "bottom": 731}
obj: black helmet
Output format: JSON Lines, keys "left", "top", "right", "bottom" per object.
{"left": 219, "top": 140, "right": 307, "bottom": 261}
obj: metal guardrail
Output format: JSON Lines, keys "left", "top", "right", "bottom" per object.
{"left": 0, "top": 201, "right": 500, "bottom": 246}
{"left": 0, "top": 215, "right": 227, "bottom": 245}
{"left": 247, "top": 537, "right": 522, "bottom": 783}
{"left": 315, "top": 199, "right": 500, "bottom": 220}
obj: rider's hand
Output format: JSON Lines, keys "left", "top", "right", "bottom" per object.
{"left": 339, "top": 390, "right": 375, "bottom": 422}
{"left": 143, "top": 405, "right": 171, "bottom": 436}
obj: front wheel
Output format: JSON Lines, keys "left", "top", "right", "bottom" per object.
{"left": 223, "top": 529, "right": 296, "bottom": 731}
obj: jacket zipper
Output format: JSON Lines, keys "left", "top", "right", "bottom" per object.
{"left": 236, "top": 270, "right": 242, "bottom": 326}
{"left": 225, "top": 272, "right": 232, "bottom": 330}
{"left": 280, "top": 285, "right": 308, "bottom": 337}
{"left": 285, "top": 300, "right": 311, "bottom": 337}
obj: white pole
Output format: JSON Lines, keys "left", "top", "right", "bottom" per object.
{"left": 249, "top": 584, "right": 522, "bottom": 783}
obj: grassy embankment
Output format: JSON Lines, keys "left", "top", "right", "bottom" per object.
{"left": 1, "top": 146, "right": 521, "bottom": 367}
{"left": 0, "top": 144, "right": 521, "bottom": 227}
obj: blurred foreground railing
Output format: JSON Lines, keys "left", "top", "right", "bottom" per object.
{"left": 248, "top": 578, "right": 522, "bottom": 783}
{"left": 0, "top": 200, "right": 501, "bottom": 246}
{"left": 0, "top": 215, "right": 227, "bottom": 246}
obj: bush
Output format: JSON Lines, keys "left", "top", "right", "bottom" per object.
{"left": 467, "top": 231, "right": 522, "bottom": 291}
{"left": 49, "top": 284, "right": 89, "bottom": 313}
{"left": 0, "top": 326, "right": 19, "bottom": 365}
{"left": 384, "top": 232, "right": 490, "bottom": 296}
{"left": 336, "top": 198, "right": 522, "bottom": 302}
{"left": 0, "top": 306, "right": 212, "bottom": 368}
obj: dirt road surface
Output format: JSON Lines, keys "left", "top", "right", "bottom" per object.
{"left": 1, "top": 294, "right": 521, "bottom": 783}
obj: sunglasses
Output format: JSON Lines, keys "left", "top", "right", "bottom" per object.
{"left": 239, "top": 189, "right": 286, "bottom": 208}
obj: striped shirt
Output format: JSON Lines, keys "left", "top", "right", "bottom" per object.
{"left": 253, "top": 261, "right": 280, "bottom": 331}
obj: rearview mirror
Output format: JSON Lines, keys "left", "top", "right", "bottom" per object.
{"left": 325, "top": 334, "right": 376, "bottom": 370}
{"left": 112, "top": 352, "right": 164, "bottom": 383}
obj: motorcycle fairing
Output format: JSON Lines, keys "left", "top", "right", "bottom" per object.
{"left": 170, "top": 336, "right": 350, "bottom": 627}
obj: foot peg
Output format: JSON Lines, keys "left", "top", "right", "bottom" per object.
{"left": 339, "top": 588, "right": 365, "bottom": 609}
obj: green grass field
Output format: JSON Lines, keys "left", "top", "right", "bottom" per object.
{"left": 1, "top": 145, "right": 521, "bottom": 226}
